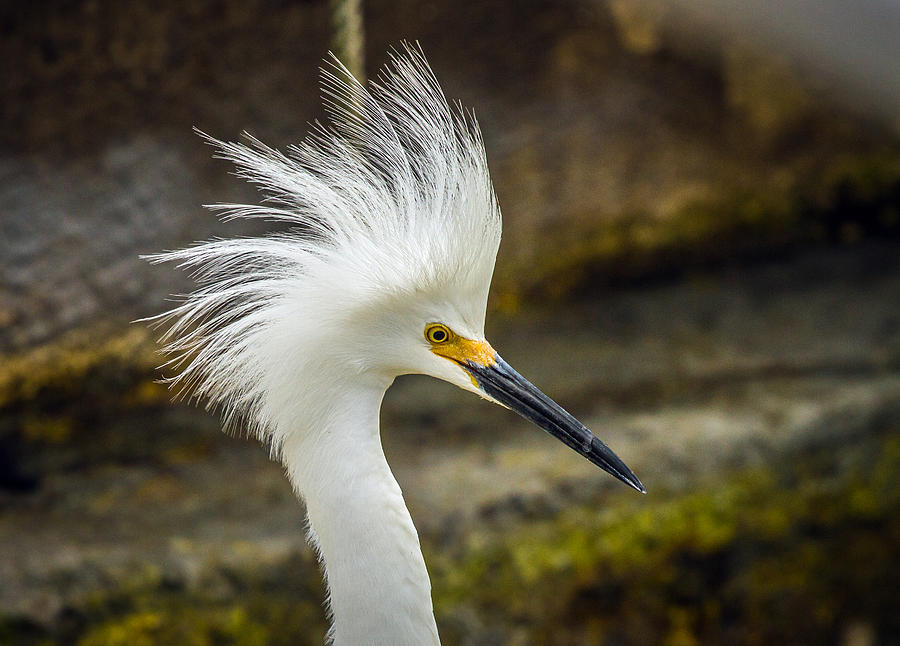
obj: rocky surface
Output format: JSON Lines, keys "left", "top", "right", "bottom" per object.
{"left": 1, "top": 241, "right": 898, "bottom": 644}
{"left": 3, "top": 1, "right": 900, "bottom": 643}
{"left": 2, "top": 0, "right": 899, "bottom": 351}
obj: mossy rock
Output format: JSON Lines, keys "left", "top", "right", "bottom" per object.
{"left": 5, "top": 430, "right": 896, "bottom": 645}
{"left": 430, "top": 431, "right": 900, "bottom": 645}
{"left": 0, "top": 324, "right": 209, "bottom": 490}
{"left": 506, "top": 150, "right": 900, "bottom": 304}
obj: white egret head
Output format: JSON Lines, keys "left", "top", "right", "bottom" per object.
{"left": 150, "top": 43, "right": 643, "bottom": 493}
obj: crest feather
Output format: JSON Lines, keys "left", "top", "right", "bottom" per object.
{"left": 146, "top": 43, "right": 502, "bottom": 438}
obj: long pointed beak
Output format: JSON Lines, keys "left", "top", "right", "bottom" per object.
{"left": 464, "top": 355, "right": 645, "bottom": 493}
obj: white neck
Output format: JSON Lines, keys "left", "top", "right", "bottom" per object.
{"left": 280, "top": 378, "right": 440, "bottom": 646}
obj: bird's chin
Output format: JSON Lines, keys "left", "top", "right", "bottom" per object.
{"left": 431, "top": 361, "right": 486, "bottom": 398}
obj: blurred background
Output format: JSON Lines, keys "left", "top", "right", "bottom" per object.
{"left": 1, "top": 1, "right": 899, "bottom": 644}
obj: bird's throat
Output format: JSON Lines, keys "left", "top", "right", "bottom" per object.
{"left": 280, "top": 383, "right": 440, "bottom": 646}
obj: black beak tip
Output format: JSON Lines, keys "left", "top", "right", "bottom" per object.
{"left": 619, "top": 470, "right": 647, "bottom": 494}
{"left": 610, "top": 469, "right": 646, "bottom": 494}
{"left": 589, "top": 436, "right": 646, "bottom": 494}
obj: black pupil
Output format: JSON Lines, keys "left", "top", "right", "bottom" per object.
{"left": 432, "top": 329, "right": 446, "bottom": 342}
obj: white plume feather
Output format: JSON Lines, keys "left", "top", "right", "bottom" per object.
{"left": 147, "top": 43, "right": 502, "bottom": 445}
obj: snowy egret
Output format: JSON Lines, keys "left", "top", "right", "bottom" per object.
{"left": 150, "top": 44, "right": 644, "bottom": 646}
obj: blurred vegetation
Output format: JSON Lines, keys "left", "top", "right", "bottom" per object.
{"left": 511, "top": 151, "right": 900, "bottom": 303}
{"left": 0, "top": 325, "right": 162, "bottom": 488}
{"left": 0, "top": 554, "right": 329, "bottom": 646}
{"left": 3, "top": 430, "right": 895, "bottom": 646}
{"left": 433, "top": 431, "right": 899, "bottom": 645}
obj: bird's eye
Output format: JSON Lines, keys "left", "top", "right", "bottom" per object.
{"left": 425, "top": 323, "right": 452, "bottom": 344}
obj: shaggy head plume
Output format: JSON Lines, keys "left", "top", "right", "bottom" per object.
{"left": 147, "top": 44, "right": 502, "bottom": 443}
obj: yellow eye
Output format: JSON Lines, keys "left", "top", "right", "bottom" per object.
{"left": 425, "top": 323, "right": 452, "bottom": 344}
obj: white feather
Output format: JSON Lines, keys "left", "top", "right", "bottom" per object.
{"left": 146, "top": 44, "right": 503, "bottom": 645}
{"left": 147, "top": 43, "right": 501, "bottom": 448}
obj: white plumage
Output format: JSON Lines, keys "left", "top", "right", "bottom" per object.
{"left": 149, "top": 43, "right": 642, "bottom": 646}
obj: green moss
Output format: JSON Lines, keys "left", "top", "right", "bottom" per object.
{"left": 0, "top": 556, "right": 330, "bottom": 646}
{"left": 20, "top": 414, "right": 73, "bottom": 443}
{"left": 514, "top": 150, "right": 900, "bottom": 302}
{"left": 0, "top": 325, "right": 175, "bottom": 472}
{"left": 0, "top": 325, "right": 158, "bottom": 410}
{"left": 3, "top": 434, "right": 897, "bottom": 645}
{"left": 431, "top": 432, "right": 900, "bottom": 645}
{"left": 75, "top": 607, "right": 269, "bottom": 646}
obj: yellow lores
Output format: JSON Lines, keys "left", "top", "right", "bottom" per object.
{"left": 425, "top": 323, "right": 496, "bottom": 383}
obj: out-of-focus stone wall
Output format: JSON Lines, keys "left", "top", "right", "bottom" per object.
{"left": 1, "top": 0, "right": 898, "bottom": 352}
